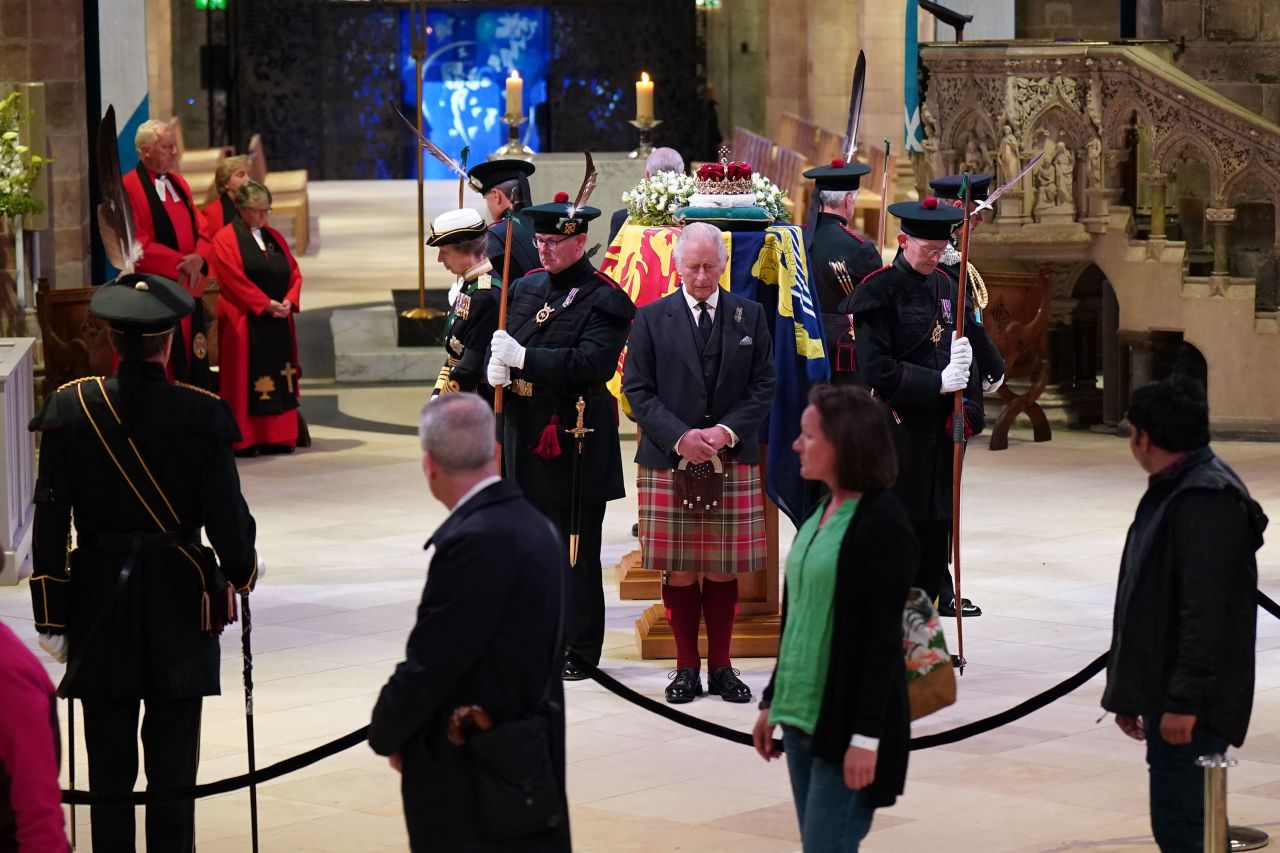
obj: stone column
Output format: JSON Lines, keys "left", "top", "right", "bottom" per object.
{"left": 1146, "top": 171, "right": 1167, "bottom": 239}
{"left": 1205, "top": 207, "right": 1236, "bottom": 276}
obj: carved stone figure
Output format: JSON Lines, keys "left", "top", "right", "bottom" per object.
{"left": 1086, "top": 137, "right": 1103, "bottom": 188}
{"left": 1034, "top": 153, "right": 1058, "bottom": 209}
{"left": 960, "top": 137, "right": 984, "bottom": 174}
{"left": 1053, "top": 141, "right": 1075, "bottom": 206}
{"left": 999, "top": 125, "right": 1021, "bottom": 182}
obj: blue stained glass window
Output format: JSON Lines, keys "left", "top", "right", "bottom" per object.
{"left": 399, "top": 7, "right": 550, "bottom": 179}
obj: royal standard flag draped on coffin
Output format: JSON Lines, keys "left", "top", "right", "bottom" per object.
{"left": 602, "top": 223, "right": 829, "bottom": 526}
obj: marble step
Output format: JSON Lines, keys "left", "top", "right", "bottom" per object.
{"left": 330, "top": 306, "right": 445, "bottom": 383}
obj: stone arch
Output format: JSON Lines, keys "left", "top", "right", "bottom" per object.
{"left": 1222, "top": 161, "right": 1280, "bottom": 209}
{"left": 1103, "top": 99, "right": 1153, "bottom": 151}
{"left": 940, "top": 106, "right": 1000, "bottom": 175}
{"left": 1155, "top": 135, "right": 1221, "bottom": 202}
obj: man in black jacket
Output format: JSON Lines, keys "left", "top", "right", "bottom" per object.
{"left": 28, "top": 273, "right": 258, "bottom": 852}
{"left": 1103, "top": 375, "right": 1267, "bottom": 852}
{"left": 623, "top": 222, "right": 775, "bottom": 705}
{"left": 369, "top": 393, "right": 569, "bottom": 852}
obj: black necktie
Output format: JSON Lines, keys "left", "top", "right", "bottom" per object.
{"left": 696, "top": 301, "right": 712, "bottom": 348}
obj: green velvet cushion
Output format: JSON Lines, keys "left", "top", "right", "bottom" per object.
{"left": 674, "top": 206, "right": 774, "bottom": 232}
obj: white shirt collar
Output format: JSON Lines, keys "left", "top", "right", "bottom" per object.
{"left": 682, "top": 285, "right": 720, "bottom": 314}
{"left": 450, "top": 474, "right": 502, "bottom": 515}
{"left": 154, "top": 175, "right": 174, "bottom": 202}
{"left": 250, "top": 227, "right": 266, "bottom": 250}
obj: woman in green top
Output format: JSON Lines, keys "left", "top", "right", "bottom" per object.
{"left": 752, "top": 384, "right": 917, "bottom": 851}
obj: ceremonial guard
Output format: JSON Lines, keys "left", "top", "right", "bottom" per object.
{"left": 28, "top": 274, "right": 258, "bottom": 852}
{"left": 623, "top": 223, "right": 775, "bottom": 704}
{"left": 468, "top": 159, "right": 540, "bottom": 281}
{"left": 122, "top": 119, "right": 215, "bottom": 389}
{"left": 803, "top": 159, "right": 883, "bottom": 384}
{"left": 841, "top": 198, "right": 984, "bottom": 613}
{"left": 929, "top": 174, "right": 1006, "bottom": 396}
{"left": 486, "top": 191, "right": 635, "bottom": 679}
{"left": 426, "top": 208, "right": 500, "bottom": 403}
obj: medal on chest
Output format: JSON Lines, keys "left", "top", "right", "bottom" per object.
{"left": 456, "top": 293, "right": 472, "bottom": 321}
{"left": 535, "top": 286, "right": 579, "bottom": 325}
{"left": 932, "top": 298, "right": 953, "bottom": 345}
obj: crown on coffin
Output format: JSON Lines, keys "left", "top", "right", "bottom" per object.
{"left": 694, "top": 146, "right": 754, "bottom": 195}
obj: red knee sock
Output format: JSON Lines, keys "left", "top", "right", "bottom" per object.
{"left": 662, "top": 583, "right": 703, "bottom": 671}
{"left": 701, "top": 577, "right": 739, "bottom": 672}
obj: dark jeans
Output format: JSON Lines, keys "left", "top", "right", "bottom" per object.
{"left": 1143, "top": 715, "right": 1229, "bottom": 852}
{"left": 81, "top": 696, "right": 203, "bottom": 853}
{"left": 782, "top": 726, "right": 875, "bottom": 852}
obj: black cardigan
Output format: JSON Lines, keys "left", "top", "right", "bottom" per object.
{"left": 763, "top": 489, "right": 917, "bottom": 808}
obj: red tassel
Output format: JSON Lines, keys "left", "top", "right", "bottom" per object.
{"left": 201, "top": 591, "right": 211, "bottom": 634}
{"left": 532, "top": 414, "right": 562, "bottom": 460}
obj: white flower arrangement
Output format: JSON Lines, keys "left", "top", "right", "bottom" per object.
{"left": 622, "top": 170, "right": 697, "bottom": 226}
{"left": 0, "top": 91, "right": 50, "bottom": 219}
{"left": 621, "top": 169, "right": 792, "bottom": 226}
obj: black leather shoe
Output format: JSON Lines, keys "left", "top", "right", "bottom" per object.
{"left": 665, "top": 667, "right": 703, "bottom": 704}
{"left": 937, "top": 598, "right": 982, "bottom": 618}
{"left": 708, "top": 667, "right": 752, "bottom": 703}
{"left": 631, "top": 522, "right": 639, "bottom": 537}
{"left": 562, "top": 659, "right": 589, "bottom": 681}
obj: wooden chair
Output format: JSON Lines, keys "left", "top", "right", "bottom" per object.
{"left": 771, "top": 146, "right": 810, "bottom": 213}
{"left": 247, "top": 133, "right": 310, "bottom": 255}
{"left": 36, "top": 279, "right": 112, "bottom": 395}
{"left": 776, "top": 113, "right": 804, "bottom": 153}
{"left": 979, "top": 266, "right": 1053, "bottom": 451}
{"left": 171, "top": 117, "right": 227, "bottom": 205}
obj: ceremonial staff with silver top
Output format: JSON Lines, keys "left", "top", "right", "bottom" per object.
{"left": 485, "top": 154, "right": 635, "bottom": 680}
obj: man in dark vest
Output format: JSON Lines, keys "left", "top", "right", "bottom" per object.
{"left": 28, "top": 272, "right": 258, "bottom": 852}
{"left": 623, "top": 222, "right": 775, "bottom": 705}
{"left": 426, "top": 207, "right": 501, "bottom": 404}
{"left": 468, "top": 159, "right": 540, "bottom": 281}
{"left": 803, "top": 158, "right": 884, "bottom": 385}
{"left": 842, "top": 198, "right": 985, "bottom": 617}
{"left": 486, "top": 191, "right": 635, "bottom": 679}
{"left": 122, "top": 119, "right": 216, "bottom": 390}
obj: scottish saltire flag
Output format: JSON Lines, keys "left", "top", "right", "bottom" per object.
{"left": 904, "top": 0, "right": 923, "bottom": 153}
{"left": 602, "top": 223, "right": 828, "bottom": 526}
{"left": 97, "top": 0, "right": 150, "bottom": 171}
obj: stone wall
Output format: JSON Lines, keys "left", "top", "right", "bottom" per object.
{"left": 0, "top": 0, "right": 90, "bottom": 291}
{"left": 1014, "top": 0, "right": 1122, "bottom": 40}
{"left": 1167, "top": 0, "right": 1280, "bottom": 126}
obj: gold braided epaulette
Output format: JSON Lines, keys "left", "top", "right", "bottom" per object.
{"left": 56, "top": 376, "right": 102, "bottom": 393}
{"left": 966, "top": 261, "right": 989, "bottom": 311}
{"left": 174, "top": 381, "right": 223, "bottom": 401}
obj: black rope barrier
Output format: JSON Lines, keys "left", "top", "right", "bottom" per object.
{"left": 61, "top": 726, "right": 370, "bottom": 806}
{"left": 59, "top": 592, "right": 1280, "bottom": 805}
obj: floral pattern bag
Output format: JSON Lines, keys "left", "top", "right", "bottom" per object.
{"left": 903, "top": 588, "right": 956, "bottom": 720}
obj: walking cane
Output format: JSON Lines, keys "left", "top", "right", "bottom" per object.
{"left": 240, "top": 591, "right": 259, "bottom": 853}
{"left": 68, "top": 697, "right": 76, "bottom": 849}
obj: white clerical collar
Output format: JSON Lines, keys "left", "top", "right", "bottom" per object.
{"left": 450, "top": 475, "right": 502, "bottom": 515}
{"left": 461, "top": 259, "right": 493, "bottom": 281}
{"left": 154, "top": 175, "right": 175, "bottom": 203}
{"left": 251, "top": 227, "right": 266, "bottom": 250}
{"left": 682, "top": 285, "right": 720, "bottom": 313}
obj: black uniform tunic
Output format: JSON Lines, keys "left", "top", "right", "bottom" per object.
{"left": 808, "top": 212, "right": 884, "bottom": 383}
{"left": 27, "top": 361, "right": 256, "bottom": 850}
{"left": 499, "top": 255, "right": 635, "bottom": 663}
{"left": 842, "top": 254, "right": 984, "bottom": 600}
{"left": 433, "top": 269, "right": 500, "bottom": 404}
{"left": 485, "top": 209, "right": 540, "bottom": 283}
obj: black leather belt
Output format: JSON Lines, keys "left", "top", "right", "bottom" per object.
{"left": 510, "top": 381, "right": 609, "bottom": 400}
{"left": 79, "top": 530, "right": 201, "bottom": 551}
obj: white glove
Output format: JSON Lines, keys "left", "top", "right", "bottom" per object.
{"left": 983, "top": 373, "right": 1005, "bottom": 394}
{"left": 256, "top": 553, "right": 267, "bottom": 582}
{"left": 940, "top": 360, "right": 970, "bottom": 393}
{"left": 490, "top": 330, "right": 527, "bottom": 370}
{"left": 448, "top": 278, "right": 463, "bottom": 307}
{"left": 949, "top": 333, "right": 973, "bottom": 369}
{"left": 487, "top": 357, "right": 511, "bottom": 387}
{"left": 38, "top": 633, "right": 68, "bottom": 664}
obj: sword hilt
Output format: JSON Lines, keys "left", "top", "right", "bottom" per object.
{"left": 564, "top": 395, "right": 595, "bottom": 439}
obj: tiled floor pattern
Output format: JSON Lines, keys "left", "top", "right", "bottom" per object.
{"left": 3, "top": 181, "right": 1278, "bottom": 851}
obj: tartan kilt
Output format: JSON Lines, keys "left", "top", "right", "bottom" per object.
{"left": 638, "top": 460, "right": 767, "bottom": 574}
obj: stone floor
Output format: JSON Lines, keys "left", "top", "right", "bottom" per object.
{"left": 3, "top": 180, "right": 1279, "bottom": 851}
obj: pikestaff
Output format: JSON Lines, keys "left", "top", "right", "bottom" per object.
{"left": 805, "top": 50, "right": 865, "bottom": 254}
{"left": 947, "top": 153, "right": 1042, "bottom": 668}
{"left": 877, "top": 139, "right": 891, "bottom": 257}
{"left": 493, "top": 191, "right": 517, "bottom": 467}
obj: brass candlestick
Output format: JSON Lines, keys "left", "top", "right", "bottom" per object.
{"left": 628, "top": 117, "right": 662, "bottom": 159}
{"left": 491, "top": 114, "right": 534, "bottom": 161}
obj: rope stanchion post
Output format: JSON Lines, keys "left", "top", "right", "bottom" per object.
{"left": 1198, "top": 754, "right": 1235, "bottom": 853}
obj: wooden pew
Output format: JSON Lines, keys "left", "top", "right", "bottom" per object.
{"left": 248, "top": 133, "right": 310, "bottom": 255}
